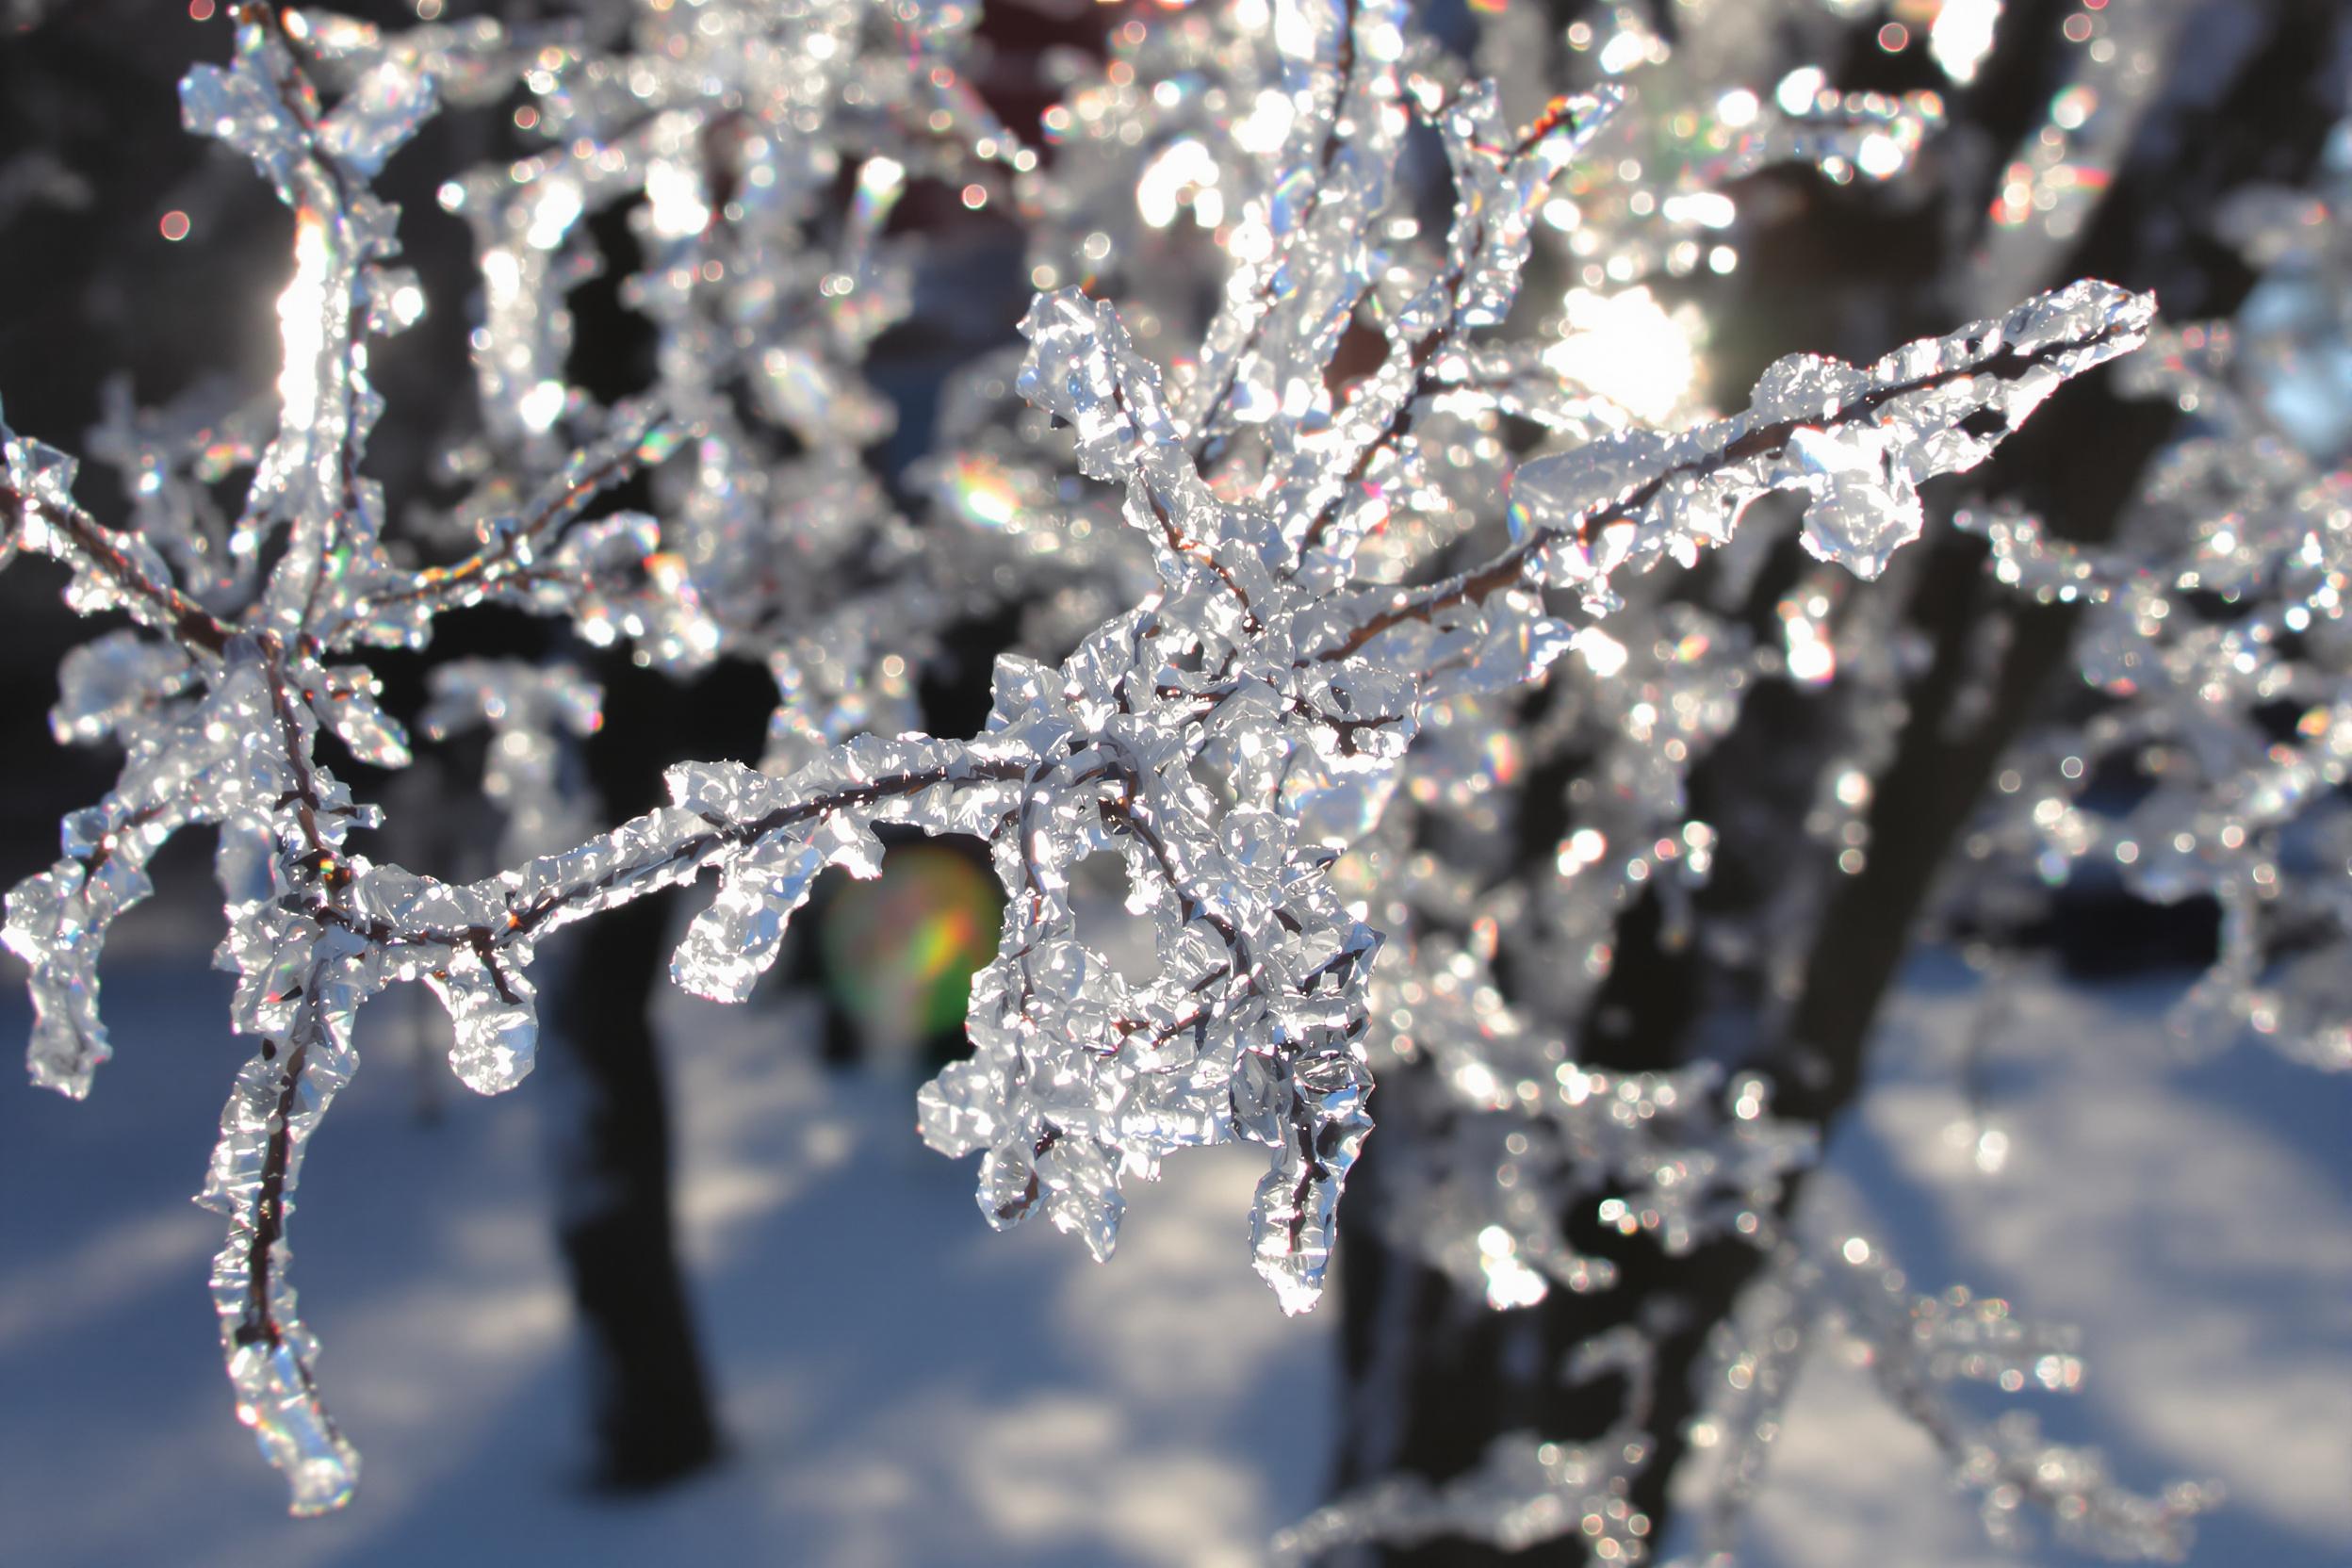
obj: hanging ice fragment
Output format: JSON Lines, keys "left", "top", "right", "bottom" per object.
{"left": 229, "top": 1337, "right": 360, "bottom": 1517}
{"left": 1788, "top": 425, "right": 1924, "bottom": 578}
{"left": 425, "top": 953, "right": 539, "bottom": 1094}
{"left": 673, "top": 832, "right": 830, "bottom": 1004}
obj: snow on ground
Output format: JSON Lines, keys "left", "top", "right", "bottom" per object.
{"left": 2, "top": 938, "right": 2345, "bottom": 1567}
{"left": 1690, "top": 954, "right": 2352, "bottom": 1568}
{"left": 0, "top": 945, "right": 1333, "bottom": 1568}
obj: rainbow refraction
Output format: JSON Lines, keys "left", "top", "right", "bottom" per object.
{"left": 822, "top": 844, "right": 1003, "bottom": 1038}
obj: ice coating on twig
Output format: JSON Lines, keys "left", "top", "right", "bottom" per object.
{"left": 1503, "top": 280, "right": 2156, "bottom": 598}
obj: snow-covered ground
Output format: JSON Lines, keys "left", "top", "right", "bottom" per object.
{"left": 1697, "top": 956, "right": 2352, "bottom": 1568}
{"left": 0, "top": 942, "right": 1334, "bottom": 1568}
{"left": 2, "top": 941, "right": 2345, "bottom": 1566}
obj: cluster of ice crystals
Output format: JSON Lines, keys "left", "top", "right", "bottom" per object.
{"left": 1674, "top": 1235, "right": 2212, "bottom": 1564}
{"left": 5, "top": 676, "right": 215, "bottom": 1092}
{"left": 0, "top": 0, "right": 2190, "bottom": 1526}
{"left": 1505, "top": 279, "right": 2155, "bottom": 604}
{"left": 1349, "top": 714, "right": 1819, "bottom": 1311}
{"left": 1451, "top": 0, "right": 1947, "bottom": 306}
{"left": 1290, "top": 1318, "right": 1667, "bottom": 1559}
{"left": 0, "top": 0, "right": 1012, "bottom": 1507}
{"left": 1947, "top": 124, "right": 2352, "bottom": 1072}
{"left": 1275, "top": 1427, "right": 1654, "bottom": 1564}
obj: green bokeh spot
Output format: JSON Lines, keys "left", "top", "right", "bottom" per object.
{"left": 821, "top": 843, "right": 1002, "bottom": 1038}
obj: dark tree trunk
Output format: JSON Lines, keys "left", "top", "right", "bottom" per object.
{"left": 544, "top": 888, "right": 723, "bottom": 1489}
{"left": 1327, "top": 2, "right": 2350, "bottom": 1560}
{"left": 531, "top": 635, "right": 768, "bottom": 1488}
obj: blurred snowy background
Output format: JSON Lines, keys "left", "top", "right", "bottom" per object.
{"left": 4, "top": 907, "right": 2344, "bottom": 1567}
{"left": 0, "top": 876, "right": 1332, "bottom": 1568}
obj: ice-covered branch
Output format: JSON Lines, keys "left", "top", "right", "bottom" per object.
{"left": 1274, "top": 1423, "right": 1655, "bottom": 1563}
{"left": 1, "top": 446, "right": 235, "bottom": 657}
{"left": 1946, "top": 137, "right": 2352, "bottom": 1071}
{"left": 1676, "top": 1237, "right": 2215, "bottom": 1563}
{"left": 1313, "top": 278, "right": 2156, "bottom": 672}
